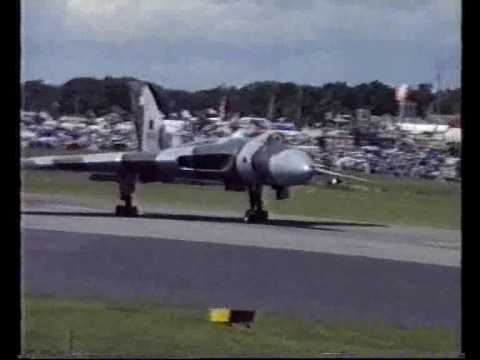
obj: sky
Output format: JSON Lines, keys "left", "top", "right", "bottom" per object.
{"left": 21, "top": 0, "right": 461, "bottom": 91}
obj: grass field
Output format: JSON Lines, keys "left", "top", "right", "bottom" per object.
{"left": 21, "top": 169, "right": 461, "bottom": 229}
{"left": 22, "top": 296, "right": 460, "bottom": 358}
{"left": 21, "top": 154, "right": 461, "bottom": 356}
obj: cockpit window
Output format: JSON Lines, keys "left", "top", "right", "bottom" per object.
{"left": 266, "top": 132, "right": 287, "bottom": 144}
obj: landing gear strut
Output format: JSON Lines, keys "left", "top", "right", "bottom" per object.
{"left": 244, "top": 185, "right": 268, "bottom": 223}
{"left": 115, "top": 173, "right": 139, "bottom": 217}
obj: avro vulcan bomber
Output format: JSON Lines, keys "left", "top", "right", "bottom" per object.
{"left": 22, "top": 81, "right": 367, "bottom": 223}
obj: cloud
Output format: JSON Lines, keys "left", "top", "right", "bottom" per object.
{"left": 150, "top": 56, "right": 258, "bottom": 89}
{"left": 60, "top": 0, "right": 460, "bottom": 46}
{"left": 23, "top": 0, "right": 461, "bottom": 89}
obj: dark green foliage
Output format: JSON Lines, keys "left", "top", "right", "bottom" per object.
{"left": 434, "top": 88, "right": 461, "bottom": 115}
{"left": 60, "top": 78, "right": 107, "bottom": 116}
{"left": 407, "top": 83, "right": 435, "bottom": 117}
{"left": 104, "top": 77, "right": 134, "bottom": 113}
{"left": 21, "top": 80, "right": 61, "bottom": 113}
{"left": 21, "top": 77, "right": 461, "bottom": 126}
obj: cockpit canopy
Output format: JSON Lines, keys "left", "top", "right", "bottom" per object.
{"left": 265, "top": 132, "right": 287, "bottom": 144}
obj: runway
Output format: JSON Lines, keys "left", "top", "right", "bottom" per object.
{"left": 21, "top": 197, "right": 461, "bottom": 329}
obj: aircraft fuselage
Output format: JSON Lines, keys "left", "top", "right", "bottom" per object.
{"left": 135, "top": 132, "right": 315, "bottom": 190}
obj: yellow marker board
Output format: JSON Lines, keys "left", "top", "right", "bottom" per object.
{"left": 209, "top": 308, "right": 231, "bottom": 323}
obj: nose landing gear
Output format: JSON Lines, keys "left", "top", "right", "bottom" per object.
{"left": 115, "top": 195, "right": 139, "bottom": 217}
{"left": 244, "top": 185, "right": 269, "bottom": 223}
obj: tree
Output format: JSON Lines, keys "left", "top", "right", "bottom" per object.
{"left": 408, "top": 83, "right": 435, "bottom": 117}
{"left": 22, "top": 76, "right": 459, "bottom": 122}
{"left": 60, "top": 77, "right": 107, "bottom": 115}
{"left": 22, "top": 80, "right": 61, "bottom": 112}
{"left": 435, "top": 88, "right": 461, "bottom": 114}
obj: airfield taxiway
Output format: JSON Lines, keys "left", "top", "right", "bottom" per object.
{"left": 21, "top": 197, "right": 461, "bottom": 329}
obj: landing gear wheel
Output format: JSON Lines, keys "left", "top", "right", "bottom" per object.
{"left": 127, "top": 206, "right": 139, "bottom": 217}
{"left": 257, "top": 209, "right": 268, "bottom": 222}
{"left": 115, "top": 205, "right": 139, "bottom": 217}
{"left": 244, "top": 209, "right": 268, "bottom": 223}
{"left": 244, "top": 209, "right": 253, "bottom": 223}
{"left": 245, "top": 185, "right": 268, "bottom": 223}
{"left": 115, "top": 205, "right": 125, "bottom": 217}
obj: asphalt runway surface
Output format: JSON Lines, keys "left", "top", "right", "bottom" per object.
{"left": 21, "top": 197, "right": 461, "bottom": 329}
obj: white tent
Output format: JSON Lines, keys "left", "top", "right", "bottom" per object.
{"left": 444, "top": 128, "right": 461, "bottom": 143}
{"left": 396, "top": 123, "right": 449, "bottom": 134}
{"left": 20, "top": 130, "right": 36, "bottom": 140}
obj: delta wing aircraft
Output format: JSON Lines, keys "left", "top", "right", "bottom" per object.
{"left": 22, "top": 81, "right": 367, "bottom": 223}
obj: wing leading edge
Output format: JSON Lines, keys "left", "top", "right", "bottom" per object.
{"left": 21, "top": 151, "right": 157, "bottom": 173}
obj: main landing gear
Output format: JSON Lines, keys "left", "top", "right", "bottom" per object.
{"left": 115, "top": 195, "right": 139, "bottom": 217}
{"left": 115, "top": 174, "right": 139, "bottom": 217}
{"left": 244, "top": 185, "right": 268, "bottom": 223}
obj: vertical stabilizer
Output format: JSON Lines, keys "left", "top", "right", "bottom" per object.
{"left": 129, "top": 81, "right": 169, "bottom": 153}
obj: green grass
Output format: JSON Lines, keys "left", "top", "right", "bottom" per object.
{"left": 21, "top": 169, "right": 461, "bottom": 229}
{"left": 21, "top": 296, "right": 460, "bottom": 358}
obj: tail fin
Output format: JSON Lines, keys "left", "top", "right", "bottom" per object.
{"left": 129, "top": 81, "right": 170, "bottom": 153}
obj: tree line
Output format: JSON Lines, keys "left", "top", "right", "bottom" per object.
{"left": 21, "top": 77, "right": 461, "bottom": 127}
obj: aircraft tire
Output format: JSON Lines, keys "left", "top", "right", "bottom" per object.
{"left": 115, "top": 205, "right": 126, "bottom": 217}
{"left": 127, "top": 206, "right": 139, "bottom": 217}
{"left": 257, "top": 210, "right": 268, "bottom": 222}
{"left": 244, "top": 210, "right": 253, "bottom": 223}
{"left": 244, "top": 209, "right": 268, "bottom": 223}
{"left": 115, "top": 205, "right": 139, "bottom": 217}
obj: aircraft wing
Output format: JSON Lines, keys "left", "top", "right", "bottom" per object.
{"left": 312, "top": 165, "right": 371, "bottom": 183}
{"left": 21, "top": 151, "right": 157, "bottom": 173}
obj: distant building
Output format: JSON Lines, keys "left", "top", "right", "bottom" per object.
{"left": 398, "top": 101, "right": 417, "bottom": 118}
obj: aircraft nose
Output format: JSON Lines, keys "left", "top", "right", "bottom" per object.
{"left": 268, "top": 149, "right": 315, "bottom": 186}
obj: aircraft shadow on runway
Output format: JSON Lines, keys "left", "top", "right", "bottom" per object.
{"left": 22, "top": 209, "right": 387, "bottom": 232}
